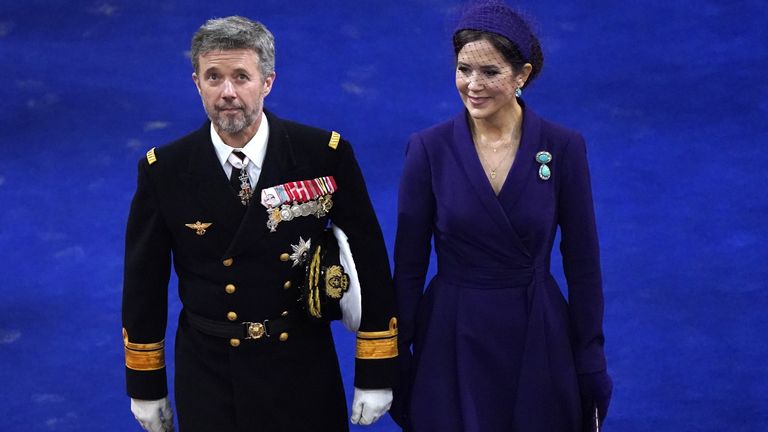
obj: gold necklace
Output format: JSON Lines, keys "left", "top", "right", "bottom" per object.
{"left": 476, "top": 142, "right": 514, "bottom": 180}
{"left": 470, "top": 118, "right": 521, "bottom": 180}
{"left": 485, "top": 141, "right": 512, "bottom": 153}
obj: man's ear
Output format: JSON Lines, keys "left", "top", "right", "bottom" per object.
{"left": 192, "top": 73, "right": 202, "bottom": 95}
{"left": 263, "top": 72, "right": 276, "bottom": 96}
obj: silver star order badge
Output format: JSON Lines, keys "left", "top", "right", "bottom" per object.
{"left": 289, "top": 237, "right": 312, "bottom": 267}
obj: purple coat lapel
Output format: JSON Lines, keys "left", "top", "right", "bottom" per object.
{"left": 498, "top": 103, "right": 543, "bottom": 211}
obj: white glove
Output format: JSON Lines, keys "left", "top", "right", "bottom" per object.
{"left": 350, "top": 387, "right": 393, "bottom": 426}
{"left": 130, "top": 397, "right": 174, "bottom": 432}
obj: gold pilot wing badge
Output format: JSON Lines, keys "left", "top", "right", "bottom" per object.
{"left": 185, "top": 221, "right": 212, "bottom": 236}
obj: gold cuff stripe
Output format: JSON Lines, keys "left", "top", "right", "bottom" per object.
{"left": 355, "top": 317, "right": 398, "bottom": 359}
{"left": 123, "top": 328, "right": 164, "bottom": 351}
{"left": 125, "top": 346, "right": 165, "bottom": 371}
{"left": 356, "top": 317, "right": 398, "bottom": 339}
{"left": 356, "top": 337, "right": 398, "bottom": 359}
{"left": 123, "top": 328, "right": 165, "bottom": 371}
{"left": 357, "top": 330, "right": 397, "bottom": 339}
{"left": 124, "top": 339, "right": 164, "bottom": 351}
{"left": 328, "top": 131, "right": 341, "bottom": 150}
{"left": 146, "top": 147, "right": 157, "bottom": 165}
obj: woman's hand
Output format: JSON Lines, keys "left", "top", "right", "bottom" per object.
{"left": 578, "top": 370, "right": 613, "bottom": 431}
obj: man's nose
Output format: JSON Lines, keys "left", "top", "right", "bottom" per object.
{"left": 221, "top": 79, "right": 236, "bottom": 98}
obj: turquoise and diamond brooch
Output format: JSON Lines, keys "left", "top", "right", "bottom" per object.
{"left": 536, "top": 151, "right": 552, "bottom": 180}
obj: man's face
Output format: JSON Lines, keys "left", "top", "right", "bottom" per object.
{"left": 192, "top": 49, "right": 275, "bottom": 139}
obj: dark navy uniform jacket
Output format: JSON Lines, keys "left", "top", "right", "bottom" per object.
{"left": 122, "top": 110, "right": 397, "bottom": 431}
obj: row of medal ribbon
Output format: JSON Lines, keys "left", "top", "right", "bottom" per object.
{"left": 260, "top": 176, "right": 337, "bottom": 209}
{"left": 262, "top": 176, "right": 337, "bottom": 232}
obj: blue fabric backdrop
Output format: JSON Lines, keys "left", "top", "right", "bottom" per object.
{"left": 0, "top": 0, "right": 766, "bottom": 430}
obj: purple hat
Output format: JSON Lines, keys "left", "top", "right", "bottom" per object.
{"left": 455, "top": 1, "right": 534, "bottom": 62}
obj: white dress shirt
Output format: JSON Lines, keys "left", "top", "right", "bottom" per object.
{"left": 210, "top": 112, "right": 269, "bottom": 187}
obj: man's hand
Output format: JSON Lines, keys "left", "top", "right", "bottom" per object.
{"left": 350, "top": 387, "right": 393, "bottom": 426}
{"left": 130, "top": 397, "right": 174, "bottom": 432}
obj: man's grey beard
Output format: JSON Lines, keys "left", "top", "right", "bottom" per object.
{"left": 206, "top": 103, "right": 258, "bottom": 135}
{"left": 211, "top": 108, "right": 257, "bottom": 134}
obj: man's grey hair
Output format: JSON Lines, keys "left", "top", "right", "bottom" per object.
{"left": 191, "top": 16, "right": 275, "bottom": 79}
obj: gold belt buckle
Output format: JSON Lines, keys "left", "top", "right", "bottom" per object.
{"left": 244, "top": 321, "right": 269, "bottom": 339}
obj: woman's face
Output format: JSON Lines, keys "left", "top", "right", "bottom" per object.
{"left": 455, "top": 39, "right": 524, "bottom": 121}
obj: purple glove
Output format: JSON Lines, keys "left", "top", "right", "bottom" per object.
{"left": 578, "top": 370, "right": 613, "bottom": 431}
{"left": 389, "top": 346, "right": 413, "bottom": 430}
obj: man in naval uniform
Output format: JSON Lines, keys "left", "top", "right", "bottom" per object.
{"left": 122, "top": 16, "right": 397, "bottom": 432}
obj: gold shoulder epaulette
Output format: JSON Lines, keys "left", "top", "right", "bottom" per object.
{"left": 146, "top": 147, "right": 157, "bottom": 165}
{"left": 356, "top": 317, "right": 398, "bottom": 360}
{"left": 123, "top": 328, "right": 165, "bottom": 371}
{"left": 328, "top": 131, "right": 341, "bottom": 150}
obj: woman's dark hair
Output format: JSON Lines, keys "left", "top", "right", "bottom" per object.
{"left": 453, "top": 29, "right": 544, "bottom": 88}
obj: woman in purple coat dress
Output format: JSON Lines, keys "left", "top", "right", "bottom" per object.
{"left": 392, "top": 2, "right": 612, "bottom": 431}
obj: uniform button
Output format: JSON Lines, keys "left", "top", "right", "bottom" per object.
{"left": 222, "top": 258, "right": 234, "bottom": 267}
{"left": 283, "top": 281, "right": 292, "bottom": 290}
{"left": 225, "top": 284, "right": 236, "bottom": 294}
{"left": 230, "top": 338, "right": 240, "bottom": 347}
{"left": 279, "top": 253, "right": 290, "bottom": 262}
{"left": 227, "top": 311, "right": 238, "bottom": 321}
{"left": 279, "top": 332, "right": 289, "bottom": 342}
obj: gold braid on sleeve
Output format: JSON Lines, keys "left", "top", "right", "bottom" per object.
{"left": 123, "top": 328, "right": 165, "bottom": 371}
{"left": 356, "top": 317, "right": 398, "bottom": 359}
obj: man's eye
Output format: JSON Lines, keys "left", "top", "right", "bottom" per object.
{"left": 208, "top": 74, "right": 218, "bottom": 80}
{"left": 238, "top": 74, "right": 249, "bottom": 80}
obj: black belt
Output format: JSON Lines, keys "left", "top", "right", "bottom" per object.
{"left": 185, "top": 309, "right": 305, "bottom": 340}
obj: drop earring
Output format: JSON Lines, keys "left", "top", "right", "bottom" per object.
{"left": 514, "top": 85, "right": 522, "bottom": 98}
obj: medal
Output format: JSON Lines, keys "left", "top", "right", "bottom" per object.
{"left": 266, "top": 210, "right": 280, "bottom": 232}
{"left": 238, "top": 169, "right": 252, "bottom": 205}
{"left": 317, "top": 195, "right": 333, "bottom": 217}
{"left": 289, "top": 237, "right": 312, "bottom": 267}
